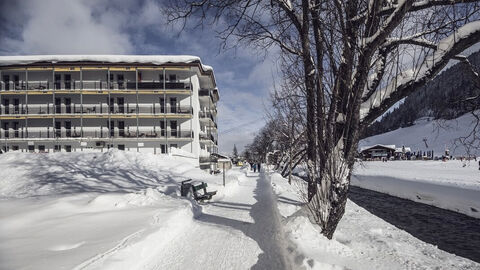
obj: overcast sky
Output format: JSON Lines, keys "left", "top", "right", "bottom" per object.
{"left": 0, "top": 0, "right": 279, "bottom": 154}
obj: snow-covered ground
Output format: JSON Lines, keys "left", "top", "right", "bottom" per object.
{"left": 1, "top": 151, "right": 479, "bottom": 269}
{"left": 0, "top": 151, "right": 239, "bottom": 270}
{"left": 270, "top": 172, "right": 480, "bottom": 270}
{"left": 352, "top": 160, "right": 480, "bottom": 218}
{"left": 360, "top": 113, "right": 480, "bottom": 156}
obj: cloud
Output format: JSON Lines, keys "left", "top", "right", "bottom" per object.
{"left": 1, "top": 0, "right": 133, "bottom": 54}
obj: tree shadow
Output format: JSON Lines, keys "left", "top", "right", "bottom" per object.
{"left": 8, "top": 152, "right": 183, "bottom": 198}
{"left": 348, "top": 186, "right": 480, "bottom": 263}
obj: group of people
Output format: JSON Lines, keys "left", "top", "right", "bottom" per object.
{"left": 249, "top": 162, "right": 262, "bottom": 173}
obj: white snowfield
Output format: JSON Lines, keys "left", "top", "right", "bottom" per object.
{"left": 360, "top": 114, "right": 480, "bottom": 157}
{"left": 0, "top": 151, "right": 478, "bottom": 269}
{"left": 352, "top": 160, "right": 480, "bottom": 218}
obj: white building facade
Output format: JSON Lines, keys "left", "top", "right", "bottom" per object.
{"left": 0, "top": 55, "right": 219, "bottom": 166}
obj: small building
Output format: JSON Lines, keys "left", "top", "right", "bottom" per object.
{"left": 360, "top": 144, "right": 396, "bottom": 160}
{"left": 394, "top": 146, "right": 411, "bottom": 160}
{"left": 212, "top": 153, "right": 232, "bottom": 171}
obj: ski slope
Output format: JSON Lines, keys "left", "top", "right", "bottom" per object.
{"left": 360, "top": 114, "right": 480, "bottom": 156}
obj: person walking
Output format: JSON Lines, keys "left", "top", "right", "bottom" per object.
{"left": 253, "top": 163, "right": 257, "bottom": 173}
{"left": 257, "top": 163, "right": 261, "bottom": 172}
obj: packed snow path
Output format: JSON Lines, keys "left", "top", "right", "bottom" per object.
{"left": 148, "top": 170, "right": 292, "bottom": 270}
{"left": 349, "top": 186, "right": 480, "bottom": 263}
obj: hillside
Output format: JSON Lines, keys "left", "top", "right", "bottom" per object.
{"left": 363, "top": 50, "right": 480, "bottom": 138}
{"left": 360, "top": 113, "right": 480, "bottom": 157}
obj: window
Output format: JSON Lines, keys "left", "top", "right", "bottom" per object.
{"left": 159, "top": 120, "right": 165, "bottom": 136}
{"left": 55, "top": 121, "right": 61, "bottom": 137}
{"left": 28, "top": 145, "right": 34, "bottom": 153}
{"left": 54, "top": 74, "right": 61, "bottom": 90}
{"left": 55, "top": 98, "right": 61, "bottom": 113}
{"left": 110, "top": 120, "right": 115, "bottom": 137}
{"left": 117, "top": 74, "right": 124, "bottom": 88}
{"left": 3, "top": 75, "right": 9, "bottom": 91}
{"left": 159, "top": 74, "right": 164, "bottom": 81}
{"left": 170, "top": 144, "right": 178, "bottom": 149}
{"left": 13, "top": 99, "right": 19, "bottom": 114}
{"left": 117, "top": 97, "right": 124, "bottom": 113}
{"left": 118, "top": 121, "right": 125, "bottom": 137}
{"left": 170, "top": 97, "right": 177, "bottom": 113}
{"left": 170, "top": 121, "right": 177, "bottom": 137}
{"left": 65, "top": 121, "right": 71, "bottom": 137}
{"left": 159, "top": 97, "right": 165, "bottom": 113}
{"left": 118, "top": 144, "right": 125, "bottom": 151}
{"left": 64, "top": 74, "right": 71, "bottom": 90}
{"left": 3, "top": 99, "right": 9, "bottom": 114}
{"left": 54, "top": 145, "right": 61, "bottom": 152}
{"left": 169, "top": 74, "right": 176, "bottom": 82}
{"left": 3, "top": 122, "right": 9, "bottom": 138}
{"left": 160, "top": 144, "right": 166, "bottom": 154}
{"left": 65, "top": 145, "right": 72, "bottom": 152}
{"left": 12, "top": 145, "right": 19, "bottom": 151}
{"left": 65, "top": 98, "right": 71, "bottom": 113}
{"left": 13, "top": 122, "right": 19, "bottom": 138}
{"left": 38, "top": 145, "right": 46, "bottom": 152}
{"left": 13, "top": 75, "right": 19, "bottom": 90}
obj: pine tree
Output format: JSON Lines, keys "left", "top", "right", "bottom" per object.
{"left": 232, "top": 144, "right": 238, "bottom": 159}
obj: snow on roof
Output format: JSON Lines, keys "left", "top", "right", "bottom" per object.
{"left": 0, "top": 55, "right": 214, "bottom": 72}
{"left": 395, "top": 147, "right": 411, "bottom": 153}
{"left": 360, "top": 144, "right": 396, "bottom": 152}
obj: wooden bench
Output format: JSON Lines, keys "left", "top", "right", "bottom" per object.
{"left": 181, "top": 179, "right": 217, "bottom": 201}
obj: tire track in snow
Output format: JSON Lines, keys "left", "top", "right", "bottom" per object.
{"left": 73, "top": 229, "right": 145, "bottom": 270}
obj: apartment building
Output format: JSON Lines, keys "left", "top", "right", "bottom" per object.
{"left": 0, "top": 55, "right": 219, "bottom": 165}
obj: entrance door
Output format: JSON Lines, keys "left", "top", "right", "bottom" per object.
{"left": 55, "top": 98, "right": 61, "bottom": 113}
{"left": 65, "top": 98, "right": 71, "bottom": 113}
{"left": 64, "top": 74, "right": 71, "bottom": 90}
{"left": 159, "top": 97, "right": 165, "bottom": 113}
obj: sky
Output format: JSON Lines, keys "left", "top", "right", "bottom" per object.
{"left": 0, "top": 0, "right": 279, "bottom": 155}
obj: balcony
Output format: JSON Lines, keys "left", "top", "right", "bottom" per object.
{"left": 0, "top": 128, "right": 194, "bottom": 140}
{"left": 0, "top": 104, "right": 193, "bottom": 116}
{"left": 0, "top": 80, "right": 192, "bottom": 92}
{"left": 199, "top": 88, "right": 219, "bottom": 102}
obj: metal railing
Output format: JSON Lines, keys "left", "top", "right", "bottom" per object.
{"left": 0, "top": 104, "right": 193, "bottom": 116}
{"left": 1, "top": 129, "right": 194, "bottom": 140}
{"left": 0, "top": 80, "right": 192, "bottom": 91}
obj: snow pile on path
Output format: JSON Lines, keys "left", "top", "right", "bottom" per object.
{"left": 360, "top": 114, "right": 480, "bottom": 156}
{"left": 269, "top": 172, "right": 480, "bottom": 270}
{"left": 352, "top": 160, "right": 480, "bottom": 218}
{"left": 0, "top": 151, "right": 235, "bottom": 270}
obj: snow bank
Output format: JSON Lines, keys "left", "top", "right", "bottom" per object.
{"left": 269, "top": 173, "right": 480, "bottom": 270}
{"left": 352, "top": 160, "right": 480, "bottom": 218}
{"left": 0, "top": 150, "right": 229, "bottom": 270}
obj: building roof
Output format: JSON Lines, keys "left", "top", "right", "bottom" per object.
{"left": 395, "top": 147, "right": 412, "bottom": 153}
{"left": 0, "top": 54, "right": 213, "bottom": 71}
{"left": 360, "top": 144, "right": 396, "bottom": 152}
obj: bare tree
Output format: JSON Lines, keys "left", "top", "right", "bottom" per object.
{"left": 166, "top": 0, "right": 480, "bottom": 239}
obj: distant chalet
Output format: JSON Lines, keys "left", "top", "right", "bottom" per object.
{"left": 360, "top": 144, "right": 412, "bottom": 160}
{"left": 0, "top": 55, "right": 219, "bottom": 169}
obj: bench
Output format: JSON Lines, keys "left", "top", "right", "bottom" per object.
{"left": 181, "top": 179, "right": 217, "bottom": 201}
